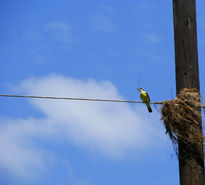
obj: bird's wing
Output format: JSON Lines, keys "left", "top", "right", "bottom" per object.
{"left": 145, "top": 92, "right": 150, "bottom": 102}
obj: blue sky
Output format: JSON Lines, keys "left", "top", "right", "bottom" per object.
{"left": 0, "top": 0, "right": 205, "bottom": 185}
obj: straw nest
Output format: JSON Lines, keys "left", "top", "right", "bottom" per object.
{"left": 161, "top": 88, "right": 204, "bottom": 160}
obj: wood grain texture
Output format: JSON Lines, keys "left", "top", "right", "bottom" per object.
{"left": 173, "top": 0, "right": 205, "bottom": 184}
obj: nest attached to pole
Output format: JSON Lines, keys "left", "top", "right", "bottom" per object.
{"left": 161, "top": 88, "right": 204, "bottom": 159}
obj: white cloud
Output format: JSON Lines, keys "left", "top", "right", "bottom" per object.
{"left": 0, "top": 118, "right": 49, "bottom": 178}
{"left": 0, "top": 74, "right": 166, "bottom": 178}
{"left": 91, "top": 15, "right": 116, "bottom": 34}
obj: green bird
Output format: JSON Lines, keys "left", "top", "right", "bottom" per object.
{"left": 137, "top": 88, "right": 152, "bottom": 113}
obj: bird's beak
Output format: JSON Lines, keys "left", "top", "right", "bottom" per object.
{"left": 137, "top": 88, "right": 140, "bottom": 92}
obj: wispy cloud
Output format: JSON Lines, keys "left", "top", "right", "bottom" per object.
{"left": 140, "top": 32, "right": 162, "bottom": 43}
{"left": 45, "top": 22, "right": 73, "bottom": 42}
{"left": 99, "top": 5, "right": 114, "bottom": 14}
{"left": 45, "top": 22, "right": 70, "bottom": 32}
{"left": 65, "top": 162, "right": 91, "bottom": 185}
{"left": 22, "top": 32, "right": 44, "bottom": 42}
{"left": 0, "top": 74, "right": 166, "bottom": 178}
{"left": 90, "top": 14, "right": 116, "bottom": 34}
{"left": 27, "top": 49, "right": 48, "bottom": 64}
{"left": 134, "top": 2, "right": 156, "bottom": 13}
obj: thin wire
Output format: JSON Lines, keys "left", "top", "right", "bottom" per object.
{"left": 0, "top": 94, "right": 163, "bottom": 104}
{"left": 0, "top": 94, "right": 205, "bottom": 107}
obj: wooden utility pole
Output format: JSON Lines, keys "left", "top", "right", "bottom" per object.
{"left": 173, "top": 0, "right": 204, "bottom": 184}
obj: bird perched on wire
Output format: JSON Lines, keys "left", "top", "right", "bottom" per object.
{"left": 137, "top": 88, "right": 152, "bottom": 113}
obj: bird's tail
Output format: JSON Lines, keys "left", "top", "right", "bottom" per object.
{"left": 146, "top": 103, "right": 152, "bottom": 113}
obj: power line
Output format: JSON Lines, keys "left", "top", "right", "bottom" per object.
{"left": 0, "top": 94, "right": 163, "bottom": 104}
{"left": 0, "top": 94, "right": 204, "bottom": 107}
